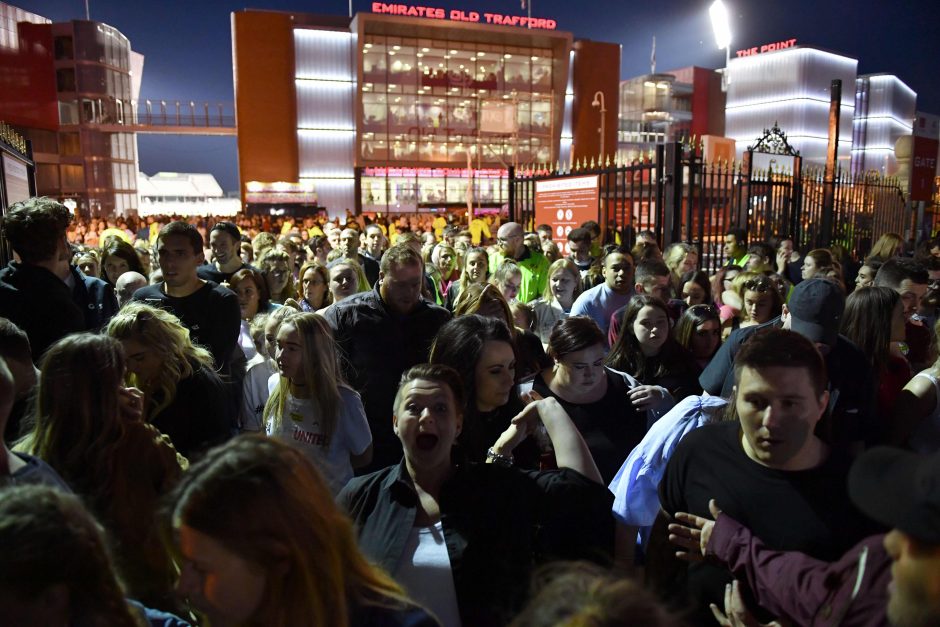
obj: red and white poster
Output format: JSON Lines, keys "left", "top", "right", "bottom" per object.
{"left": 535, "top": 175, "right": 599, "bottom": 254}
{"left": 911, "top": 136, "right": 939, "bottom": 202}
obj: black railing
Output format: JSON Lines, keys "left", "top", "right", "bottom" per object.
{"left": 511, "top": 141, "right": 909, "bottom": 272}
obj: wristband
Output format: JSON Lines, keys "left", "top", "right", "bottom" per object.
{"left": 486, "top": 447, "right": 514, "bottom": 467}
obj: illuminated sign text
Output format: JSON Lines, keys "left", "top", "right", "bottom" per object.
{"left": 370, "top": 3, "right": 557, "bottom": 30}
{"left": 736, "top": 38, "right": 797, "bottom": 57}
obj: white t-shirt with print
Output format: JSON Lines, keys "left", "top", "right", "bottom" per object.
{"left": 265, "top": 384, "right": 372, "bottom": 493}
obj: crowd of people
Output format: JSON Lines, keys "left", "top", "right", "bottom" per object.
{"left": 0, "top": 195, "right": 938, "bottom": 627}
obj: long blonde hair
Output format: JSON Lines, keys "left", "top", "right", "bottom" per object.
{"left": 263, "top": 312, "right": 343, "bottom": 439}
{"left": 105, "top": 302, "right": 213, "bottom": 419}
{"left": 167, "top": 436, "right": 410, "bottom": 626}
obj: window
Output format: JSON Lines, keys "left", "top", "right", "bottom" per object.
{"left": 56, "top": 68, "right": 76, "bottom": 92}
{"left": 54, "top": 36, "right": 73, "bottom": 60}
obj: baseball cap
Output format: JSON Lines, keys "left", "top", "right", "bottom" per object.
{"left": 787, "top": 278, "right": 844, "bottom": 346}
{"left": 848, "top": 447, "right": 940, "bottom": 545}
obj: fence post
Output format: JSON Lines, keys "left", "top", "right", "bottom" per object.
{"left": 661, "top": 141, "right": 683, "bottom": 247}
{"left": 820, "top": 79, "right": 842, "bottom": 248}
{"left": 508, "top": 165, "right": 516, "bottom": 223}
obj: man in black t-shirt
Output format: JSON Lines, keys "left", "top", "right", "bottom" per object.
{"left": 196, "top": 221, "right": 255, "bottom": 285}
{"left": 132, "top": 221, "right": 241, "bottom": 377}
{"left": 652, "top": 329, "right": 881, "bottom": 626}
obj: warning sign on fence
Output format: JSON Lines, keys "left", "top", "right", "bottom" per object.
{"left": 534, "top": 175, "right": 599, "bottom": 254}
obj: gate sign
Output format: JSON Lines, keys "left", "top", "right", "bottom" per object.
{"left": 535, "top": 175, "right": 599, "bottom": 253}
{"left": 911, "top": 136, "right": 939, "bottom": 202}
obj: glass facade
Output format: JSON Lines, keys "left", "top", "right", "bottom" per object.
{"left": 360, "top": 35, "right": 555, "bottom": 170}
{"left": 49, "top": 20, "right": 138, "bottom": 216}
{"left": 617, "top": 74, "right": 693, "bottom": 159}
{"left": 360, "top": 166, "right": 508, "bottom": 213}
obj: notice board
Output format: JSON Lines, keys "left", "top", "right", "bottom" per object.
{"left": 534, "top": 175, "right": 599, "bottom": 255}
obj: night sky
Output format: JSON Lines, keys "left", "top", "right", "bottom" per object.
{"left": 18, "top": 0, "right": 940, "bottom": 191}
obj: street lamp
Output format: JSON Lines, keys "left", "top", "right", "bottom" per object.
{"left": 591, "top": 90, "right": 606, "bottom": 161}
{"left": 709, "top": 0, "right": 732, "bottom": 91}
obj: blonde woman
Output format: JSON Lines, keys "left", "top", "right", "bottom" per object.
{"left": 297, "top": 260, "right": 331, "bottom": 312}
{"left": 259, "top": 247, "right": 296, "bottom": 304}
{"left": 105, "top": 302, "right": 232, "bottom": 458}
{"left": 663, "top": 242, "right": 698, "bottom": 295}
{"left": 444, "top": 246, "right": 488, "bottom": 311}
{"left": 530, "top": 258, "right": 582, "bottom": 345}
{"left": 491, "top": 259, "right": 524, "bottom": 303}
{"left": 324, "top": 257, "right": 370, "bottom": 311}
{"left": 264, "top": 311, "right": 372, "bottom": 493}
{"left": 867, "top": 232, "right": 904, "bottom": 262}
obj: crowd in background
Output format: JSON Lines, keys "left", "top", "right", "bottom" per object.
{"left": 1, "top": 196, "right": 939, "bottom": 627}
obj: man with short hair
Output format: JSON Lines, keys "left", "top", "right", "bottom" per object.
{"left": 339, "top": 226, "right": 379, "bottom": 286}
{"left": 654, "top": 328, "right": 882, "bottom": 625}
{"left": 362, "top": 223, "right": 387, "bottom": 264}
{"left": 724, "top": 228, "right": 749, "bottom": 267}
{"left": 488, "top": 221, "right": 551, "bottom": 303}
{"left": 198, "top": 221, "right": 253, "bottom": 284}
{"left": 669, "top": 446, "right": 940, "bottom": 627}
{"left": 875, "top": 258, "right": 933, "bottom": 371}
{"left": 566, "top": 227, "right": 595, "bottom": 276}
{"left": 536, "top": 223, "right": 553, "bottom": 246}
{"left": 700, "top": 278, "right": 877, "bottom": 448}
{"left": 745, "top": 242, "right": 773, "bottom": 274}
{"left": 325, "top": 244, "right": 451, "bottom": 471}
{"left": 570, "top": 250, "right": 635, "bottom": 339}
{"left": 0, "top": 197, "right": 85, "bottom": 360}
{"left": 132, "top": 221, "right": 241, "bottom": 377}
{"left": 605, "top": 258, "right": 672, "bottom": 346}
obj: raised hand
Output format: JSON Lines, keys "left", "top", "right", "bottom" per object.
{"left": 710, "top": 580, "right": 784, "bottom": 627}
{"left": 668, "top": 499, "right": 723, "bottom": 561}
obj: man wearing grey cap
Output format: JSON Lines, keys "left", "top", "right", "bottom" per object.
{"left": 668, "top": 447, "right": 940, "bottom": 626}
{"left": 700, "top": 278, "right": 878, "bottom": 448}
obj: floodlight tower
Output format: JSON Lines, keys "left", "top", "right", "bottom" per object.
{"left": 709, "top": 0, "right": 732, "bottom": 91}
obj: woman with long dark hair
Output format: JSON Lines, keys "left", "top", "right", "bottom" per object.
{"left": 606, "top": 295, "right": 701, "bottom": 402}
{"left": 530, "top": 316, "right": 653, "bottom": 483}
{"left": 168, "top": 436, "right": 436, "bottom": 626}
{"left": 841, "top": 286, "right": 909, "bottom": 426}
{"left": 429, "top": 314, "right": 541, "bottom": 468}
{"left": 17, "top": 333, "right": 186, "bottom": 611}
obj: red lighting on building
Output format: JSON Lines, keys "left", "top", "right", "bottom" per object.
{"left": 369, "top": 3, "right": 557, "bottom": 30}
{"left": 735, "top": 38, "right": 797, "bottom": 58}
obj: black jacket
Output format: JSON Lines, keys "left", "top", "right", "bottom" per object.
{"left": 69, "top": 266, "right": 119, "bottom": 331}
{"left": 324, "top": 286, "right": 451, "bottom": 471}
{"left": 0, "top": 262, "right": 85, "bottom": 361}
{"left": 339, "top": 459, "right": 614, "bottom": 626}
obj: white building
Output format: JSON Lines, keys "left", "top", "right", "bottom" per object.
{"left": 137, "top": 172, "right": 240, "bottom": 216}
{"left": 725, "top": 46, "right": 858, "bottom": 168}
{"left": 852, "top": 74, "right": 916, "bottom": 175}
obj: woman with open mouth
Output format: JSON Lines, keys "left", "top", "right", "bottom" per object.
{"left": 339, "top": 363, "right": 614, "bottom": 627}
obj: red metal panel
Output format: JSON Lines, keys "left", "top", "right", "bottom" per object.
{"left": 0, "top": 22, "right": 57, "bottom": 131}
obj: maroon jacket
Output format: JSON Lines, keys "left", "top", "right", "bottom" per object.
{"left": 707, "top": 515, "right": 891, "bottom": 627}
